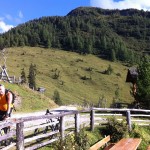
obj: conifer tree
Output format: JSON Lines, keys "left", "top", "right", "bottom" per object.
{"left": 136, "top": 55, "right": 150, "bottom": 109}
{"left": 53, "top": 90, "right": 62, "bottom": 105}
{"left": 21, "top": 68, "right": 26, "bottom": 84}
{"left": 110, "top": 49, "right": 116, "bottom": 61}
{"left": 28, "top": 64, "right": 36, "bottom": 90}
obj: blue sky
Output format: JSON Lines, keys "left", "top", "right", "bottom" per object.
{"left": 0, "top": 0, "right": 149, "bottom": 33}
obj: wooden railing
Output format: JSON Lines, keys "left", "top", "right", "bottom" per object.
{"left": 0, "top": 108, "right": 149, "bottom": 150}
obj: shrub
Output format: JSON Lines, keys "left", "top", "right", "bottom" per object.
{"left": 80, "top": 75, "right": 89, "bottom": 80}
{"left": 51, "top": 69, "right": 60, "bottom": 79}
{"left": 104, "top": 64, "right": 113, "bottom": 75}
{"left": 116, "top": 73, "right": 121, "bottom": 77}
{"left": 105, "top": 117, "right": 128, "bottom": 142}
{"left": 53, "top": 128, "right": 90, "bottom": 150}
{"left": 53, "top": 90, "right": 62, "bottom": 105}
{"left": 75, "top": 128, "right": 90, "bottom": 149}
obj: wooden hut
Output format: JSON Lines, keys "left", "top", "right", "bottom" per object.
{"left": 126, "top": 67, "right": 138, "bottom": 95}
{"left": 37, "top": 87, "right": 46, "bottom": 93}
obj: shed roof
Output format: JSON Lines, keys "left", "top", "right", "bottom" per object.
{"left": 126, "top": 67, "right": 138, "bottom": 83}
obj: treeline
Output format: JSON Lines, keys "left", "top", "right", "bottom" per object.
{"left": 1, "top": 7, "right": 150, "bottom": 63}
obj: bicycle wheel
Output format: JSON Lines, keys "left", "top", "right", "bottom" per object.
{"left": 0, "top": 126, "right": 13, "bottom": 146}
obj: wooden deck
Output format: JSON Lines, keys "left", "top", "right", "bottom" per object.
{"left": 89, "top": 135, "right": 110, "bottom": 150}
{"left": 110, "top": 138, "right": 141, "bottom": 150}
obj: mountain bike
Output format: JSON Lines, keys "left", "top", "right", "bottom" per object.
{"left": 0, "top": 120, "right": 14, "bottom": 147}
{"left": 34, "top": 109, "right": 60, "bottom": 141}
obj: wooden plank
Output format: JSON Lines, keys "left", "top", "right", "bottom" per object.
{"left": 90, "top": 110, "right": 94, "bottom": 131}
{"left": 25, "top": 130, "right": 73, "bottom": 150}
{"left": 138, "top": 123, "right": 150, "bottom": 126}
{"left": 110, "top": 138, "right": 141, "bottom": 150}
{"left": 126, "top": 110, "right": 132, "bottom": 131}
{"left": 75, "top": 113, "right": 80, "bottom": 133}
{"left": 25, "top": 137, "right": 59, "bottom": 150}
{"left": 95, "top": 114, "right": 122, "bottom": 116}
{"left": 89, "top": 135, "right": 110, "bottom": 150}
{"left": 131, "top": 114, "right": 150, "bottom": 117}
{"left": 93, "top": 108, "right": 150, "bottom": 113}
{"left": 16, "top": 122, "right": 24, "bottom": 150}
{"left": 132, "top": 119, "right": 150, "bottom": 122}
{"left": 24, "top": 121, "right": 59, "bottom": 132}
{"left": 24, "top": 130, "right": 59, "bottom": 143}
{"left": 22, "top": 111, "right": 77, "bottom": 122}
{"left": 0, "top": 130, "right": 15, "bottom": 141}
{"left": 60, "top": 116, "right": 65, "bottom": 139}
{"left": 0, "top": 121, "right": 16, "bottom": 130}
{"left": 1, "top": 143, "right": 16, "bottom": 150}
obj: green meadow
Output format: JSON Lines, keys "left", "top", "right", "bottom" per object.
{"left": 2, "top": 46, "right": 134, "bottom": 111}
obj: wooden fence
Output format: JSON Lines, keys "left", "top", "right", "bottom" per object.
{"left": 0, "top": 108, "right": 149, "bottom": 150}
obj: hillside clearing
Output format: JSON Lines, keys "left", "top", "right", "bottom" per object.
{"left": 4, "top": 47, "right": 134, "bottom": 108}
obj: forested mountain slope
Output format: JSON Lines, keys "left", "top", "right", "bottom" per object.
{"left": 1, "top": 7, "right": 150, "bottom": 63}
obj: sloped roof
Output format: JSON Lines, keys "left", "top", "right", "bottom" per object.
{"left": 126, "top": 67, "right": 138, "bottom": 83}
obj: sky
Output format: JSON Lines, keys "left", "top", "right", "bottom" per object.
{"left": 0, "top": 0, "right": 150, "bottom": 33}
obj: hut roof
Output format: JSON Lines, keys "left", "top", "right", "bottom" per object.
{"left": 37, "top": 87, "right": 46, "bottom": 93}
{"left": 126, "top": 67, "right": 138, "bottom": 83}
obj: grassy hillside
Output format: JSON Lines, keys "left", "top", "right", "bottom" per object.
{"left": 2, "top": 46, "right": 134, "bottom": 108}
{"left": 0, "top": 81, "right": 57, "bottom": 112}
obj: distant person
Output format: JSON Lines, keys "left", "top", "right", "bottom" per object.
{"left": 0, "top": 84, "right": 13, "bottom": 121}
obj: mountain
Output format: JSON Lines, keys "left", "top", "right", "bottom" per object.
{"left": 5, "top": 47, "right": 134, "bottom": 107}
{"left": 1, "top": 7, "right": 150, "bottom": 64}
{"left": 1, "top": 7, "right": 146, "bottom": 108}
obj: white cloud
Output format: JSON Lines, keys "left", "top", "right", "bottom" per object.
{"left": 0, "top": 21, "right": 14, "bottom": 33}
{"left": 90, "top": 0, "right": 150, "bottom": 11}
{"left": 18, "top": 11, "right": 23, "bottom": 18}
{"left": 0, "top": 11, "right": 23, "bottom": 33}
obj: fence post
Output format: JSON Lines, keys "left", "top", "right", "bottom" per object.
{"left": 75, "top": 112, "right": 80, "bottom": 134}
{"left": 16, "top": 121, "right": 25, "bottom": 150}
{"left": 126, "top": 110, "right": 132, "bottom": 131}
{"left": 60, "top": 116, "right": 65, "bottom": 140}
{"left": 90, "top": 109, "right": 95, "bottom": 131}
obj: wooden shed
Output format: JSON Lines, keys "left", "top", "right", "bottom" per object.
{"left": 126, "top": 67, "right": 138, "bottom": 96}
{"left": 37, "top": 87, "right": 46, "bottom": 93}
{"left": 126, "top": 67, "right": 138, "bottom": 84}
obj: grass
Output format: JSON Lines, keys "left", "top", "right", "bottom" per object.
{"left": 130, "top": 124, "right": 150, "bottom": 150}
{"left": 1, "top": 81, "right": 58, "bottom": 112}
{"left": 3, "top": 46, "right": 134, "bottom": 110}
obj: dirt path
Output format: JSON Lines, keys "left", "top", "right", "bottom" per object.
{"left": 11, "top": 106, "right": 77, "bottom": 128}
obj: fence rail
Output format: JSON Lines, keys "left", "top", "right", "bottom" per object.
{"left": 0, "top": 108, "right": 149, "bottom": 150}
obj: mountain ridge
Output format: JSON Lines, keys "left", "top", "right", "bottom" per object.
{"left": 0, "top": 7, "right": 149, "bottom": 64}
{"left": 67, "top": 7, "right": 150, "bottom": 17}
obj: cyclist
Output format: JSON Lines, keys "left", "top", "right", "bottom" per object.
{"left": 0, "top": 84, "right": 13, "bottom": 121}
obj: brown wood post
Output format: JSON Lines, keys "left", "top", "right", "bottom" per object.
{"left": 60, "top": 116, "right": 65, "bottom": 140}
{"left": 75, "top": 112, "right": 80, "bottom": 134}
{"left": 16, "top": 121, "right": 25, "bottom": 150}
{"left": 90, "top": 109, "right": 95, "bottom": 131}
{"left": 126, "top": 110, "right": 132, "bottom": 131}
